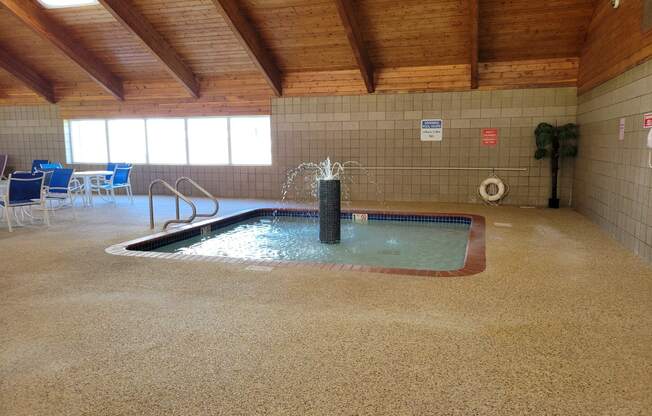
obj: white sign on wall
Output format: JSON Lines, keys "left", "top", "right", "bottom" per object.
{"left": 619, "top": 118, "right": 626, "bottom": 141}
{"left": 420, "top": 119, "right": 443, "bottom": 141}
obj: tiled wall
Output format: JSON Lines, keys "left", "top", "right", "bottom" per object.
{"left": 0, "top": 88, "right": 577, "bottom": 206}
{"left": 574, "top": 60, "right": 652, "bottom": 264}
{"left": 274, "top": 89, "right": 577, "bottom": 205}
{"left": 0, "top": 105, "right": 66, "bottom": 173}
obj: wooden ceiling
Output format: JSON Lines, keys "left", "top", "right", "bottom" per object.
{"left": 355, "top": 0, "right": 472, "bottom": 68}
{"left": 479, "top": 0, "right": 594, "bottom": 62}
{"left": 0, "top": 0, "right": 624, "bottom": 115}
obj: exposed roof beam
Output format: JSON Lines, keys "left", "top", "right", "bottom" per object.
{"left": 0, "top": 0, "right": 124, "bottom": 100}
{"left": 469, "top": 0, "right": 479, "bottom": 89}
{"left": 0, "top": 46, "right": 55, "bottom": 103}
{"left": 210, "top": 0, "right": 282, "bottom": 96}
{"left": 97, "top": 0, "right": 200, "bottom": 98}
{"left": 334, "top": 0, "right": 374, "bottom": 93}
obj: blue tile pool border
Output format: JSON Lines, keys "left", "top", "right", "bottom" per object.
{"left": 105, "top": 208, "right": 486, "bottom": 277}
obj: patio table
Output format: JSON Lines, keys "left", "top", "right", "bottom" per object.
{"left": 73, "top": 170, "right": 113, "bottom": 207}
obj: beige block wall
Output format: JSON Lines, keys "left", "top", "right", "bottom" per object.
{"left": 0, "top": 88, "right": 577, "bottom": 206}
{"left": 274, "top": 89, "right": 576, "bottom": 205}
{"left": 574, "top": 61, "right": 652, "bottom": 264}
{"left": 0, "top": 105, "right": 66, "bottom": 173}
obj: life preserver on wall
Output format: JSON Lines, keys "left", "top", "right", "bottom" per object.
{"left": 479, "top": 176, "right": 506, "bottom": 202}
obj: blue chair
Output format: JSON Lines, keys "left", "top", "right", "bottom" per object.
{"left": 39, "top": 162, "right": 63, "bottom": 170}
{"left": 45, "top": 168, "right": 80, "bottom": 214}
{"left": 92, "top": 162, "right": 122, "bottom": 188}
{"left": 35, "top": 163, "right": 63, "bottom": 187}
{"left": 105, "top": 163, "right": 117, "bottom": 181}
{"left": 94, "top": 164, "right": 133, "bottom": 204}
{"left": 0, "top": 172, "right": 49, "bottom": 232}
{"left": 31, "top": 160, "right": 49, "bottom": 174}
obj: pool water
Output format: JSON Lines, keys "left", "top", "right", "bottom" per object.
{"left": 154, "top": 216, "right": 471, "bottom": 271}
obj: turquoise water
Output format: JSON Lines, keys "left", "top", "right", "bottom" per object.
{"left": 154, "top": 216, "right": 470, "bottom": 271}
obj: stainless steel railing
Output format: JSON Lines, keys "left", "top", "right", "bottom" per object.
{"left": 148, "top": 179, "right": 197, "bottom": 230}
{"left": 174, "top": 177, "right": 219, "bottom": 221}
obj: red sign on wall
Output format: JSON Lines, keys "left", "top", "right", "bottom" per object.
{"left": 644, "top": 113, "right": 652, "bottom": 128}
{"left": 481, "top": 128, "right": 499, "bottom": 147}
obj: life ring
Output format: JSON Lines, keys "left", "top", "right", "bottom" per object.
{"left": 479, "top": 177, "right": 506, "bottom": 202}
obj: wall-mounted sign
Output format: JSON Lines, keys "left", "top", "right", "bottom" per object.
{"left": 644, "top": 113, "right": 652, "bottom": 128}
{"left": 619, "top": 118, "right": 626, "bottom": 141}
{"left": 420, "top": 119, "right": 443, "bottom": 141}
{"left": 481, "top": 128, "right": 499, "bottom": 147}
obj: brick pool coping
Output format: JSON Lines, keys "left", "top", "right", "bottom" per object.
{"left": 106, "top": 208, "right": 486, "bottom": 278}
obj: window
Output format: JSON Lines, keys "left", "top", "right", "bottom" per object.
{"left": 65, "top": 116, "right": 271, "bottom": 166}
{"left": 108, "top": 119, "right": 147, "bottom": 164}
{"left": 187, "top": 118, "right": 229, "bottom": 165}
{"left": 230, "top": 117, "right": 272, "bottom": 165}
{"left": 37, "top": 0, "right": 98, "bottom": 8}
{"left": 69, "top": 120, "right": 108, "bottom": 164}
{"left": 146, "top": 119, "right": 187, "bottom": 164}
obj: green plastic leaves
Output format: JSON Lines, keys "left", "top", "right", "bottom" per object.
{"left": 534, "top": 122, "right": 579, "bottom": 160}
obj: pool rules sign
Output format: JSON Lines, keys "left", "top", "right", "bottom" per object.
{"left": 481, "top": 128, "right": 499, "bottom": 147}
{"left": 420, "top": 119, "right": 443, "bottom": 141}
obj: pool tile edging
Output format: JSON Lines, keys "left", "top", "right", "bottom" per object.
{"left": 105, "top": 208, "right": 486, "bottom": 278}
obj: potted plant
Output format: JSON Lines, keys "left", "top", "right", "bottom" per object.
{"left": 534, "top": 122, "right": 579, "bottom": 208}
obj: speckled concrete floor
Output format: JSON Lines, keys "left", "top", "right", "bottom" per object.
{"left": 1, "top": 197, "right": 651, "bottom": 415}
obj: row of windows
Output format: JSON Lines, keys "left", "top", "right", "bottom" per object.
{"left": 64, "top": 116, "right": 272, "bottom": 166}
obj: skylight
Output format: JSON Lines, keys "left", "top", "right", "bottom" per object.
{"left": 37, "top": 0, "right": 99, "bottom": 8}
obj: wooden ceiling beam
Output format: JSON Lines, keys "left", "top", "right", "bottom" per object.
{"left": 210, "top": 0, "right": 282, "bottom": 96}
{"left": 334, "top": 0, "right": 374, "bottom": 93}
{"left": 469, "top": 0, "right": 479, "bottom": 89}
{"left": 0, "top": 45, "right": 55, "bottom": 103}
{"left": 97, "top": 0, "right": 200, "bottom": 98}
{"left": 0, "top": 0, "right": 124, "bottom": 100}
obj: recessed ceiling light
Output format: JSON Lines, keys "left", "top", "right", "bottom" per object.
{"left": 37, "top": 0, "right": 99, "bottom": 8}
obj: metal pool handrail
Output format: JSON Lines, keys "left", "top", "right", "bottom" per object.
{"left": 148, "top": 179, "right": 197, "bottom": 230}
{"left": 174, "top": 177, "right": 219, "bottom": 221}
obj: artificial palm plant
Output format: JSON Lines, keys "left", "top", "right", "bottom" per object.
{"left": 534, "top": 122, "right": 579, "bottom": 208}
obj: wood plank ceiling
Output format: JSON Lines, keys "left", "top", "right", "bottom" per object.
{"left": 0, "top": 0, "right": 599, "bottom": 116}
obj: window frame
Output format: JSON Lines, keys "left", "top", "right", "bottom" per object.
{"left": 66, "top": 119, "right": 110, "bottom": 165}
{"left": 228, "top": 115, "right": 273, "bottom": 166}
{"left": 64, "top": 115, "right": 272, "bottom": 167}
{"left": 186, "top": 116, "right": 232, "bottom": 166}
{"left": 144, "top": 117, "right": 189, "bottom": 165}
{"left": 107, "top": 118, "right": 149, "bottom": 165}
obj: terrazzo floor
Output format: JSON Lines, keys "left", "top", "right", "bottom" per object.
{"left": 1, "top": 196, "right": 651, "bottom": 415}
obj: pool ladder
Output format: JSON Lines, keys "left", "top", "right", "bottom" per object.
{"left": 148, "top": 177, "right": 219, "bottom": 230}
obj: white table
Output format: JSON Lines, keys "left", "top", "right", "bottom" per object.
{"left": 73, "top": 170, "right": 113, "bottom": 207}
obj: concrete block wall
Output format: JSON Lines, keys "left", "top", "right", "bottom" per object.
{"left": 0, "top": 105, "right": 65, "bottom": 173}
{"left": 0, "top": 88, "right": 578, "bottom": 206}
{"left": 574, "top": 60, "right": 652, "bottom": 264}
{"left": 273, "top": 88, "right": 577, "bottom": 205}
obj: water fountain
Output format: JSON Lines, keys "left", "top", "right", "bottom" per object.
{"left": 282, "top": 158, "right": 347, "bottom": 244}
{"left": 317, "top": 159, "right": 342, "bottom": 244}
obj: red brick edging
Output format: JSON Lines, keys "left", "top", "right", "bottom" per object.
{"left": 106, "top": 208, "right": 486, "bottom": 278}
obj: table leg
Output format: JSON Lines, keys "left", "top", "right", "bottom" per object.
{"left": 84, "top": 176, "right": 93, "bottom": 207}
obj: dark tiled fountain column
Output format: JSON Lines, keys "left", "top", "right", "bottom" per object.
{"left": 319, "top": 179, "right": 341, "bottom": 244}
